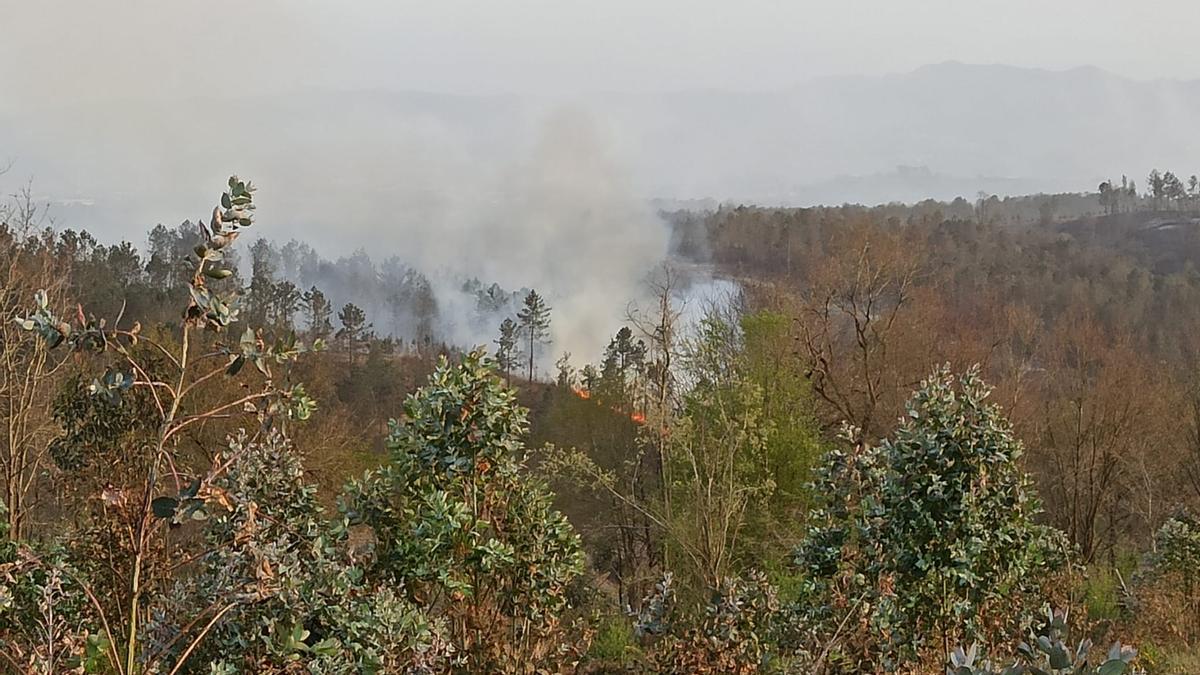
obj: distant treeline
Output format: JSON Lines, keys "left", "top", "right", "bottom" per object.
{"left": 45, "top": 218, "right": 536, "bottom": 358}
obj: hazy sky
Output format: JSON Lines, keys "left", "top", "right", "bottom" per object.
{"left": 3, "top": 0, "right": 1197, "bottom": 106}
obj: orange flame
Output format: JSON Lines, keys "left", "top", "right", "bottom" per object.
{"left": 568, "top": 386, "right": 645, "bottom": 425}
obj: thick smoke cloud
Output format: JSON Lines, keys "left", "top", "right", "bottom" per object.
{"left": 3, "top": 94, "right": 680, "bottom": 370}
{"left": 424, "top": 109, "right": 670, "bottom": 363}
{"left": 335, "top": 107, "right": 672, "bottom": 369}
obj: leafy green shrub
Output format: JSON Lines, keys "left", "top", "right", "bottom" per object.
{"left": 1135, "top": 511, "right": 1200, "bottom": 644}
{"left": 947, "top": 608, "right": 1136, "bottom": 675}
{"left": 588, "top": 613, "right": 640, "bottom": 666}
{"left": 1083, "top": 567, "right": 1124, "bottom": 623}
{"left": 48, "top": 373, "right": 157, "bottom": 472}
{"left": 342, "top": 349, "right": 588, "bottom": 673}
{"left": 1149, "top": 513, "right": 1200, "bottom": 581}
{"left": 145, "top": 430, "right": 450, "bottom": 673}
{"left": 635, "top": 571, "right": 782, "bottom": 674}
{"left": 794, "top": 366, "right": 1070, "bottom": 671}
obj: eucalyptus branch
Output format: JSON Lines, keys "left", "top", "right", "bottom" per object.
{"left": 177, "top": 361, "right": 236, "bottom": 399}
{"left": 142, "top": 597, "right": 237, "bottom": 669}
{"left": 162, "top": 391, "right": 275, "bottom": 445}
{"left": 112, "top": 331, "right": 181, "bottom": 371}
{"left": 165, "top": 603, "right": 238, "bottom": 675}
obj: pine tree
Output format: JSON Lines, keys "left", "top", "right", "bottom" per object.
{"left": 598, "top": 326, "right": 647, "bottom": 404}
{"left": 1165, "top": 171, "right": 1186, "bottom": 207}
{"left": 555, "top": 352, "right": 575, "bottom": 388}
{"left": 245, "top": 238, "right": 277, "bottom": 327}
{"left": 516, "top": 290, "right": 551, "bottom": 381}
{"left": 337, "top": 302, "right": 371, "bottom": 367}
{"left": 270, "top": 279, "right": 303, "bottom": 330}
{"left": 1148, "top": 169, "right": 1167, "bottom": 207}
{"left": 303, "top": 286, "right": 334, "bottom": 339}
{"left": 494, "top": 317, "right": 522, "bottom": 384}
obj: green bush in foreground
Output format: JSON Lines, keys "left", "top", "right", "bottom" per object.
{"left": 794, "top": 366, "right": 1070, "bottom": 671}
{"left": 342, "top": 349, "right": 588, "bottom": 672}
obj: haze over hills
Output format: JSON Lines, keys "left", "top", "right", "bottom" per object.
{"left": 3, "top": 61, "right": 1200, "bottom": 248}
{"left": 600, "top": 61, "right": 1200, "bottom": 204}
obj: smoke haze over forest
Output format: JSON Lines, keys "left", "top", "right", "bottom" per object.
{"left": 5, "top": 1, "right": 1200, "bottom": 361}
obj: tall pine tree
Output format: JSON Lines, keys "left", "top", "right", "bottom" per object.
{"left": 517, "top": 290, "right": 551, "bottom": 381}
{"left": 494, "top": 317, "right": 522, "bottom": 384}
{"left": 337, "top": 302, "right": 371, "bottom": 367}
{"left": 303, "top": 286, "right": 334, "bottom": 339}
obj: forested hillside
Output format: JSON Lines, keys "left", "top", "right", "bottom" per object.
{"left": 6, "top": 173, "right": 1200, "bottom": 672}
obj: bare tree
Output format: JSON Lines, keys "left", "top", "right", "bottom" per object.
{"left": 0, "top": 186, "right": 72, "bottom": 539}
{"left": 1030, "top": 315, "right": 1174, "bottom": 563}
{"left": 794, "top": 229, "right": 922, "bottom": 440}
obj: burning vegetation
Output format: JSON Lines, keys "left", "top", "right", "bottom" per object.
{"left": 571, "top": 384, "right": 646, "bottom": 425}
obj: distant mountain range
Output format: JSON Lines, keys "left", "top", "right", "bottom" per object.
{"left": 3, "top": 62, "right": 1199, "bottom": 245}
{"left": 601, "top": 61, "right": 1200, "bottom": 203}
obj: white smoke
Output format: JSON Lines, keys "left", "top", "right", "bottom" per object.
{"left": 4, "top": 87, "right": 696, "bottom": 374}
{"left": 425, "top": 109, "right": 671, "bottom": 367}
{"left": 232, "top": 107, "right": 679, "bottom": 373}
